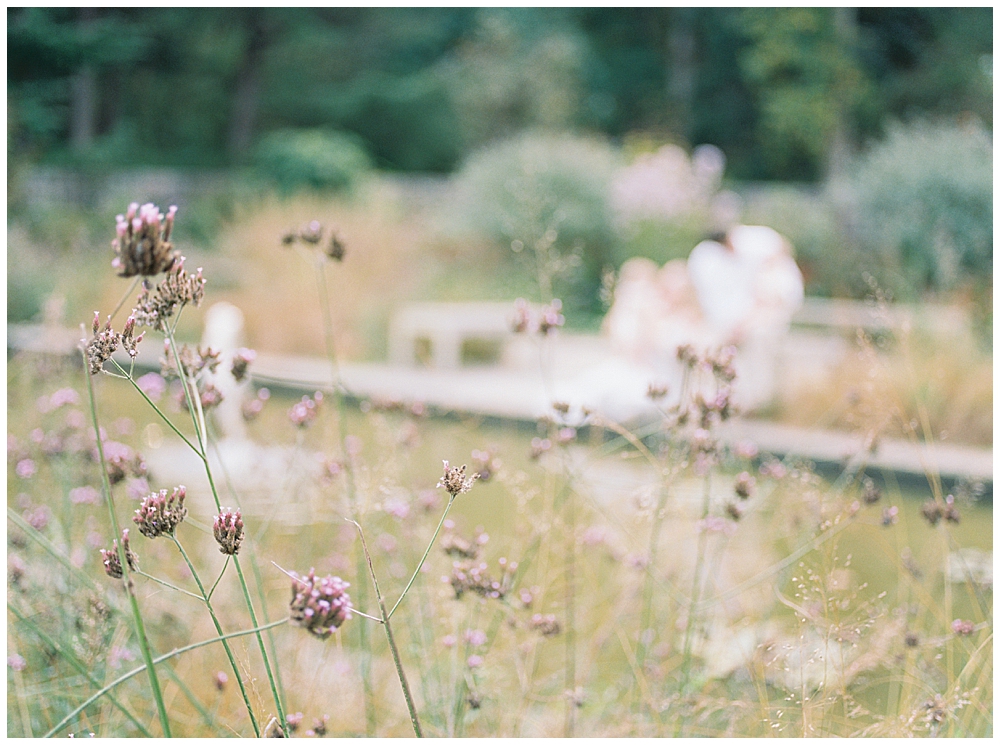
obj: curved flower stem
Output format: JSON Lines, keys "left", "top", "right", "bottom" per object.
{"left": 162, "top": 323, "right": 288, "bottom": 732}
{"left": 44, "top": 618, "right": 289, "bottom": 738}
{"left": 172, "top": 536, "right": 261, "bottom": 737}
{"left": 349, "top": 519, "right": 424, "bottom": 738}
{"left": 388, "top": 494, "right": 456, "bottom": 620}
{"left": 83, "top": 352, "right": 172, "bottom": 737}
{"left": 108, "top": 276, "right": 142, "bottom": 323}
{"left": 136, "top": 570, "right": 205, "bottom": 601}
{"left": 112, "top": 359, "right": 199, "bottom": 453}
{"left": 207, "top": 556, "right": 231, "bottom": 601}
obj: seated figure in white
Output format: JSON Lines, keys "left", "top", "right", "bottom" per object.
{"left": 558, "top": 225, "right": 803, "bottom": 422}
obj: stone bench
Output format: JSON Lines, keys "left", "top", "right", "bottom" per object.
{"left": 388, "top": 301, "right": 528, "bottom": 368}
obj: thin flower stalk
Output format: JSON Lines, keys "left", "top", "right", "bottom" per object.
{"left": 162, "top": 321, "right": 288, "bottom": 732}
{"left": 82, "top": 350, "right": 171, "bottom": 737}
{"left": 44, "top": 618, "right": 289, "bottom": 738}
{"left": 349, "top": 519, "right": 424, "bottom": 738}
{"left": 171, "top": 535, "right": 262, "bottom": 737}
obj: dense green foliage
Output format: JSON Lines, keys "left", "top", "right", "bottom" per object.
{"left": 253, "top": 129, "right": 371, "bottom": 195}
{"left": 841, "top": 120, "right": 993, "bottom": 292}
{"left": 8, "top": 8, "right": 992, "bottom": 180}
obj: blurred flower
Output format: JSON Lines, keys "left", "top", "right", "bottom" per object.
{"left": 136, "top": 372, "right": 167, "bottom": 402}
{"left": 126, "top": 477, "right": 151, "bottom": 502}
{"left": 646, "top": 382, "right": 669, "bottom": 400}
{"left": 23, "top": 505, "right": 50, "bottom": 531}
{"left": 529, "top": 437, "right": 552, "bottom": 460}
{"left": 725, "top": 501, "right": 743, "bottom": 521}
{"left": 15, "top": 459, "right": 36, "bottom": 479}
{"left": 289, "top": 569, "right": 352, "bottom": 638}
{"left": 69, "top": 486, "right": 101, "bottom": 505}
{"left": 101, "top": 441, "right": 147, "bottom": 485}
{"left": 881, "top": 506, "right": 899, "bottom": 527}
{"left": 285, "top": 712, "right": 304, "bottom": 733}
{"left": 735, "top": 440, "right": 759, "bottom": 459}
{"left": 943, "top": 495, "right": 961, "bottom": 524}
{"left": 467, "top": 655, "right": 484, "bottom": 669}
{"left": 951, "top": 619, "right": 975, "bottom": 636}
{"left": 231, "top": 348, "right": 256, "bottom": 383}
{"left": 538, "top": 299, "right": 564, "bottom": 334}
{"left": 111, "top": 202, "right": 179, "bottom": 277}
{"left": 7, "top": 654, "right": 26, "bottom": 672}
{"left": 242, "top": 388, "right": 270, "bottom": 422}
{"left": 464, "top": 629, "right": 487, "bottom": 646}
{"left": 442, "top": 634, "right": 457, "bottom": 648}
{"left": 213, "top": 509, "right": 244, "bottom": 555}
{"left": 734, "top": 471, "right": 756, "bottom": 499}
{"left": 383, "top": 497, "right": 410, "bottom": 520}
{"left": 214, "top": 671, "right": 228, "bottom": 691}
{"left": 921, "top": 500, "right": 943, "bottom": 526}
{"left": 49, "top": 388, "right": 80, "bottom": 409}
{"left": 108, "top": 645, "right": 135, "bottom": 669}
{"left": 531, "top": 613, "right": 561, "bottom": 637}
{"left": 101, "top": 529, "right": 138, "bottom": 579}
{"left": 511, "top": 298, "right": 535, "bottom": 334}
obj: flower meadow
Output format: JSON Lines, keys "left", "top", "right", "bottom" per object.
{"left": 6, "top": 203, "right": 992, "bottom": 738}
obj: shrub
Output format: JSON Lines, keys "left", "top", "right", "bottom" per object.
{"left": 838, "top": 119, "right": 993, "bottom": 292}
{"left": 451, "top": 131, "right": 620, "bottom": 310}
{"left": 253, "top": 128, "right": 372, "bottom": 195}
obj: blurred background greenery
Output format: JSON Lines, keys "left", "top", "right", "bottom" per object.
{"left": 7, "top": 7, "right": 993, "bottom": 330}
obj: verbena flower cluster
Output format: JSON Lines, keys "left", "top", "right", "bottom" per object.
{"left": 289, "top": 569, "right": 353, "bottom": 638}
{"left": 132, "top": 258, "right": 206, "bottom": 332}
{"left": 437, "top": 460, "right": 479, "bottom": 498}
{"left": 213, "top": 508, "right": 244, "bottom": 555}
{"left": 161, "top": 342, "right": 221, "bottom": 380}
{"left": 101, "top": 529, "right": 138, "bottom": 579}
{"left": 448, "top": 556, "right": 516, "bottom": 601}
{"left": 281, "top": 220, "right": 346, "bottom": 261}
{"left": 288, "top": 392, "right": 323, "bottom": 428}
{"left": 510, "top": 298, "right": 565, "bottom": 335}
{"left": 100, "top": 440, "right": 147, "bottom": 485}
{"left": 84, "top": 313, "right": 144, "bottom": 375}
{"left": 133, "top": 486, "right": 188, "bottom": 539}
{"left": 112, "top": 202, "right": 180, "bottom": 278}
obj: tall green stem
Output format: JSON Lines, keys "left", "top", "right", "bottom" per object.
{"left": 389, "top": 494, "right": 457, "bottom": 620}
{"left": 350, "top": 520, "right": 424, "bottom": 737}
{"left": 172, "top": 536, "right": 261, "bottom": 737}
{"left": 83, "top": 357, "right": 171, "bottom": 737}
{"left": 45, "top": 618, "right": 289, "bottom": 738}
{"left": 164, "top": 325, "right": 287, "bottom": 732}
{"left": 678, "top": 473, "right": 712, "bottom": 710}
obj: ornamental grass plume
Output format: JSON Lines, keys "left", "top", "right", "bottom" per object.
{"left": 213, "top": 508, "right": 244, "bottom": 556}
{"left": 101, "top": 529, "right": 138, "bottom": 579}
{"left": 289, "top": 569, "right": 353, "bottom": 638}
{"left": 133, "top": 486, "right": 188, "bottom": 539}
{"left": 111, "top": 202, "right": 180, "bottom": 278}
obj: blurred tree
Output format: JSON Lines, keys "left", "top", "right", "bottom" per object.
{"left": 737, "top": 8, "right": 872, "bottom": 181}
{"left": 7, "top": 8, "right": 993, "bottom": 178}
